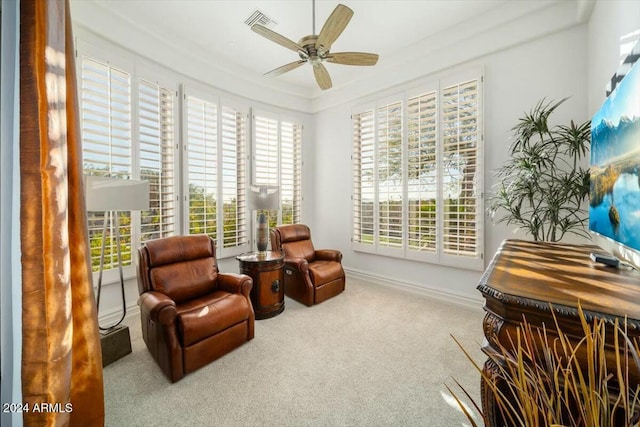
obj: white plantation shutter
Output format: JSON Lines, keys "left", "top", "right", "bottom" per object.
{"left": 280, "top": 121, "right": 302, "bottom": 225}
{"left": 254, "top": 115, "right": 279, "bottom": 186}
{"left": 221, "top": 106, "right": 248, "bottom": 249}
{"left": 352, "top": 109, "right": 375, "bottom": 247}
{"left": 377, "top": 101, "right": 403, "bottom": 250}
{"left": 81, "top": 58, "right": 132, "bottom": 177}
{"left": 441, "top": 79, "right": 480, "bottom": 259}
{"left": 139, "top": 79, "right": 176, "bottom": 242}
{"left": 407, "top": 91, "right": 438, "bottom": 254}
{"left": 351, "top": 71, "right": 483, "bottom": 270}
{"left": 185, "top": 95, "right": 218, "bottom": 239}
{"left": 253, "top": 114, "right": 280, "bottom": 226}
{"left": 79, "top": 56, "right": 133, "bottom": 271}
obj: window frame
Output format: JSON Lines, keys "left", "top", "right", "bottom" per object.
{"left": 136, "top": 65, "right": 180, "bottom": 245}
{"left": 351, "top": 68, "right": 484, "bottom": 271}
{"left": 77, "top": 40, "right": 137, "bottom": 283}
{"left": 181, "top": 85, "right": 251, "bottom": 258}
{"left": 251, "top": 109, "right": 304, "bottom": 227}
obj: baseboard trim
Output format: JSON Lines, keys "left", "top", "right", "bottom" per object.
{"left": 97, "top": 303, "right": 139, "bottom": 329}
{"left": 345, "top": 268, "right": 484, "bottom": 311}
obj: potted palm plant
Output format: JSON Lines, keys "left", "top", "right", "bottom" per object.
{"left": 489, "top": 98, "right": 591, "bottom": 241}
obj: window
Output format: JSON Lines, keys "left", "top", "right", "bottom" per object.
{"left": 138, "top": 78, "right": 177, "bottom": 243}
{"left": 220, "top": 106, "right": 248, "bottom": 249}
{"left": 79, "top": 56, "right": 133, "bottom": 271}
{"left": 377, "top": 101, "right": 403, "bottom": 251}
{"left": 77, "top": 42, "right": 304, "bottom": 277}
{"left": 183, "top": 89, "right": 249, "bottom": 256}
{"left": 352, "top": 71, "right": 483, "bottom": 270}
{"left": 407, "top": 91, "right": 438, "bottom": 254}
{"left": 280, "top": 121, "right": 302, "bottom": 225}
{"left": 252, "top": 112, "right": 303, "bottom": 226}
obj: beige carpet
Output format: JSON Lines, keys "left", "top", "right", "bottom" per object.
{"left": 103, "top": 277, "right": 486, "bottom": 426}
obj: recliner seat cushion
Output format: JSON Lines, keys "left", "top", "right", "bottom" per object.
{"left": 177, "top": 291, "right": 250, "bottom": 347}
{"left": 308, "top": 260, "right": 344, "bottom": 285}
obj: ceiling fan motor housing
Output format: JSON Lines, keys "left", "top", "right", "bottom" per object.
{"left": 298, "top": 35, "right": 326, "bottom": 64}
{"left": 251, "top": 3, "right": 377, "bottom": 90}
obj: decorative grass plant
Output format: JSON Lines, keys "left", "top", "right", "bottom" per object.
{"left": 449, "top": 305, "right": 640, "bottom": 427}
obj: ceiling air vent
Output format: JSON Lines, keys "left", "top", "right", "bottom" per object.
{"left": 244, "top": 9, "right": 277, "bottom": 28}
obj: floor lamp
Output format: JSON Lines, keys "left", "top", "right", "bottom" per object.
{"left": 85, "top": 175, "right": 149, "bottom": 366}
{"left": 248, "top": 185, "right": 280, "bottom": 253}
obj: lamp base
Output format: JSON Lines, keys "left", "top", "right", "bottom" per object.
{"left": 257, "top": 213, "right": 269, "bottom": 252}
{"left": 100, "top": 325, "right": 132, "bottom": 367}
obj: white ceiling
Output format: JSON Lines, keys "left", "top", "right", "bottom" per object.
{"left": 70, "top": 0, "right": 590, "bottom": 102}
{"left": 72, "top": 1, "right": 510, "bottom": 90}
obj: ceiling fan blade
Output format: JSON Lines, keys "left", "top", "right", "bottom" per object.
{"left": 326, "top": 52, "right": 379, "bottom": 66}
{"left": 265, "top": 60, "right": 307, "bottom": 77}
{"left": 316, "top": 4, "right": 353, "bottom": 52}
{"left": 251, "top": 24, "right": 303, "bottom": 53}
{"left": 313, "top": 63, "right": 332, "bottom": 90}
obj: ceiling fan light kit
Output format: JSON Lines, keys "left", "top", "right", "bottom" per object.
{"left": 251, "top": 1, "right": 379, "bottom": 90}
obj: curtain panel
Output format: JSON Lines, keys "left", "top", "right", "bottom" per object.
{"left": 20, "top": 0, "right": 105, "bottom": 425}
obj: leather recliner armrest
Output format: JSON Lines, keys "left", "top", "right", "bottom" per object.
{"left": 218, "top": 272, "right": 253, "bottom": 297}
{"left": 284, "top": 257, "right": 309, "bottom": 273}
{"left": 315, "top": 249, "right": 343, "bottom": 263}
{"left": 138, "top": 291, "right": 177, "bottom": 325}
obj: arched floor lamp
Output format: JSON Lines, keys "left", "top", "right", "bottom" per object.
{"left": 85, "top": 175, "right": 149, "bottom": 366}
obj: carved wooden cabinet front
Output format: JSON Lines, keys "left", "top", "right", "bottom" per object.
{"left": 477, "top": 240, "right": 640, "bottom": 427}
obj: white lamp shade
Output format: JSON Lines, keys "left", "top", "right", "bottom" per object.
{"left": 85, "top": 176, "right": 150, "bottom": 211}
{"left": 248, "top": 185, "right": 279, "bottom": 210}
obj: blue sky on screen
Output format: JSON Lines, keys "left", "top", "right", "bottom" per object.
{"left": 592, "top": 60, "right": 640, "bottom": 126}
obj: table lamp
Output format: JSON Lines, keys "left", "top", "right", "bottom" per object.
{"left": 248, "top": 185, "right": 279, "bottom": 253}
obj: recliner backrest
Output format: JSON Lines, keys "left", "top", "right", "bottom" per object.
{"left": 138, "top": 235, "right": 218, "bottom": 304}
{"left": 271, "top": 224, "right": 315, "bottom": 262}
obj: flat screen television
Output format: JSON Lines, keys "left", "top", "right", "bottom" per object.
{"left": 589, "top": 49, "right": 640, "bottom": 268}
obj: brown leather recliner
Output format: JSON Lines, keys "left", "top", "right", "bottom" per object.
{"left": 270, "top": 224, "right": 345, "bottom": 306}
{"left": 137, "top": 234, "right": 254, "bottom": 382}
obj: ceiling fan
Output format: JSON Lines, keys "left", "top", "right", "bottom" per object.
{"left": 251, "top": 1, "right": 379, "bottom": 90}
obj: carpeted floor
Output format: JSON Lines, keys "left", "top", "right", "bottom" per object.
{"left": 103, "top": 277, "right": 486, "bottom": 426}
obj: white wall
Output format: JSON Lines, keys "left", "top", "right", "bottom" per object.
{"left": 312, "top": 25, "right": 590, "bottom": 303}
{"left": 587, "top": 0, "right": 640, "bottom": 114}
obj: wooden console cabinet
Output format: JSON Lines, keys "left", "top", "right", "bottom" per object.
{"left": 237, "top": 251, "right": 285, "bottom": 320}
{"left": 478, "top": 239, "right": 640, "bottom": 426}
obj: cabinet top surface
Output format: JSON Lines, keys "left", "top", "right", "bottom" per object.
{"left": 236, "top": 251, "right": 284, "bottom": 263}
{"left": 478, "top": 239, "right": 640, "bottom": 320}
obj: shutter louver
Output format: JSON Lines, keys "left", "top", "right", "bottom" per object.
{"left": 352, "top": 110, "right": 375, "bottom": 246}
{"left": 139, "top": 79, "right": 175, "bottom": 242}
{"left": 407, "top": 91, "right": 438, "bottom": 253}
{"left": 80, "top": 57, "right": 132, "bottom": 272}
{"left": 441, "top": 79, "right": 479, "bottom": 257}
{"left": 221, "top": 106, "right": 248, "bottom": 248}
{"left": 377, "top": 101, "right": 403, "bottom": 249}
{"left": 254, "top": 115, "right": 279, "bottom": 226}
{"left": 186, "top": 95, "right": 218, "bottom": 240}
{"left": 281, "top": 121, "right": 302, "bottom": 225}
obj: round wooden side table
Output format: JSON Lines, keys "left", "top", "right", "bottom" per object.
{"left": 236, "top": 251, "right": 285, "bottom": 319}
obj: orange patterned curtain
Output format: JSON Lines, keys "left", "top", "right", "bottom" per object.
{"left": 20, "top": 0, "right": 105, "bottom": 425}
